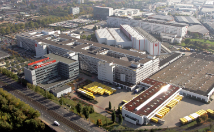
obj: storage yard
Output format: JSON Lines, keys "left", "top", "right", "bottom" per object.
{"left": 151, "top": 53, "right": 214, "bottom": 102}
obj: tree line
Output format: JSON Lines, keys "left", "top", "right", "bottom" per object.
{"left": 0, "top": 88, "right": 45, "bottom": 131}
{"left": 0, "top": 15, "right": 73, "bottom": 35}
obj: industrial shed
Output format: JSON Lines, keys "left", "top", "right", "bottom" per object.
{"left": 187, "top": 25, "right": 209, "bottom": 37}
{"left": 175, "top": 16, "right": 201, "bottom": 25}
{"left": 50, "top": 85, "right": 72, "bottom": 98}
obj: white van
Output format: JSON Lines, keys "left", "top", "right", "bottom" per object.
{"left": 117, "top": 87, "right": 121, "bottom": 89}
{"left": 54, "top": 121, "right": 60, "bottom": 126}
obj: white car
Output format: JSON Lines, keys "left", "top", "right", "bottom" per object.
{"left": 54, "top": 121, "right": 60, "bottom": 126}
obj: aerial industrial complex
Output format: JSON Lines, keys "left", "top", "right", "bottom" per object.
{"left": 95, "top": 25, "right": 161, "bottom": 55}
{"left": 16, "top": 30, "right": 182, "bottom": 91}
{"left": 107, "top": 16, "right": 188, "bottom": 43}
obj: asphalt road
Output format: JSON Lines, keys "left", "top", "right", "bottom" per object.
{"left": 0, "top": 74, "right": 104, "bottom": 132}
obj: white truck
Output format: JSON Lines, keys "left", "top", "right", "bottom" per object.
{"left": 54, "top": 121, "right": 60, "bottom": 126}
{"left": 135, "top": 87, "right": 143, "bottom": 93}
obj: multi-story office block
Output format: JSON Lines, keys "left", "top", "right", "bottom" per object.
{"left": 93, "top": 6, "right": 113, "bottom": 20}
{"left": 70, "top": 7, "right": 80, "bottom": 15}
{"left": 24, "top": 53, "right": 79, "bottom": 90}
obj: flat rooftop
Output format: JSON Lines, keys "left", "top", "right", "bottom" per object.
{"left": 188, "top": 25, "right": 209, "bottom": 34}
{"left": 50, "top": 85, "right": 71, "bottom": 93}
{"left": 142, "top": 19, "right": 188, "bottom": 27}
{"left": 33, "top": 34, "right": 151, "bottom": 68}
{"left": 0, "top": 50, "right": 10, "bottom": 59}
{"left": 151, "top": 53, "right": 214, "bottom": 96}
{"left": 148, "top": 15, "right": 174, "bottom": 21}
{"left": 38, "top": 77, "right": 68, "bottom": 90}
{"left": 123, "top": 78, "right": 180, "bottom": 116}
{"left": 45, "top": 53, "right": 76, "bottom": 64}
{"left": 175, "top": 16, "right": 201, "bottom": 25}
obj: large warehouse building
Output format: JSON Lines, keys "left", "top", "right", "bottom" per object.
{"left": 107, "top": 16, "right": 188, "bottom": 43}
{"left": 122, "top": 78, "right": 182, "bottom": 125}
{"left": 151, "top": 53, "right": 214, "bottom": 102}
{"left": 95, "top": 25, "right": 161, "bottom": 55}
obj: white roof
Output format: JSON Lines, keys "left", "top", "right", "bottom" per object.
{"left": 108, "top": 28, "right": 130, "bottom": 42}
{"left": 121, "top": 25, "right": 144, "bottom": 39}
{"left": 96, "top": 28, "right": 114, "bottom": 41}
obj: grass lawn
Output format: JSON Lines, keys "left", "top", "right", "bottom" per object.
{"left": 88, "top": 112, "right": 127, "bottom": 131}
{"left": 190, "top": 39, "right": 214, "bottom": 46}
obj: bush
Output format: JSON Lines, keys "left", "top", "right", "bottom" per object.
{"left": 97, "top": 119, "right": 102, "bottom": 126}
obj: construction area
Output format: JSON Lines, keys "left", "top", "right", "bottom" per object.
{"left": 151, "top": 53, "right": 214, "bottom": 102}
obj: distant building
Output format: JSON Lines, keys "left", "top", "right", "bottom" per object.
{"left": 93, "top": 6, "right": 113, "bottom": 20}
{"left": 95, "top": 25, "right": 161, "bottom": 56}
{"left": 77, "top": 0, "right": 84, "bottom": 4}
{"left": 175, "top": 16, "right": 201, "bottom": 25}
{"left": 70, "top": 7, "right": 80, "bottom": 15}
{"left": 203, "top": 22, "right": 214, "bottom": 34}
{"left": 148, "top": 15, "right": 174, "bottom": 22}
{"left": 187, "top": 25, "right": 209, "bottom": 37}
{"left": 113, "top": 8, "right": 140, "bottom": 17}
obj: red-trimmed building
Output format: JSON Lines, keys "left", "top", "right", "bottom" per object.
{"left": 122, "top": 78, "right": 182, "bottom": 125}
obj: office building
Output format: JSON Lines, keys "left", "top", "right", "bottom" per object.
{"left": 77, "top": 0, "right": 84, "bottom": 4}
{"left": 24, "top": 53, "right": 79, "bottom": 90}
{"left": 93, "top": 6, "right": 113, "bottom": 20}
{"left": 70, "top": 7, "right": 80, "bottom": 15}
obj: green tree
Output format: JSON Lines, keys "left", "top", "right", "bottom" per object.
{"left": 81, "top": 35, "right": 87, "bottom": 39}
{"left": 0, "top": 28, "right": 6, "bottom": 35}
{"left": 196, "top": 117, "right": 202, "bottom": 124}
{"left": 87, "top": 35, "right": 91, "bottom": 41}
{"left": 76, "top": 103, "right": 82, "bottom": 114}
{"left": 96, "top": 119, "right": 102, "bottom": 126}
{"left": 93, "top": 25, "right": 97, "bottom": 31}
{"left": 119, "top": 114, "right": 123, "bottom": 125}
{"left": 109, "top": 101, "right": 111, "bottom": 109}
{"left": 83, "top": 106, "right": 90, "bottom": 119}
{"left": 6, "top": 27, "right": 10, "bottom": 34}
{"left": 111, "top": 110, "right": 116, "bottom": 123}
{"left": 89, "top": 106, "right": 94, "bottom": 114}
{"left": 185, "top": 38, "right": 190, "bottom": 45}
{"left": 117, "top": 106, "right": 121, "bottom": 114}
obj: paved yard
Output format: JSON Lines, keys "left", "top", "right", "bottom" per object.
{"left": 95, "top": 89, "right": 136, "bottom": 113}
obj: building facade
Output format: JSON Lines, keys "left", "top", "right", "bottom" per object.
{"left": 93, "top": 6, "right": 113, "bottom": 20}
{"left": 70, "top": 7, "right": 80, "bottom": 15}
{"left": 107, "top": 16, "right": 188, "bottom": 43}
{"left": 24, "top": 53, "right": 79, "bottom": 90}
{"left": 122, "top": 78, "right": 182, "bottom": 125}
